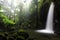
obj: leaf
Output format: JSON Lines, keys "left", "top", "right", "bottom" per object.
{"left": 0, "top": 13, "right": 15, "bottom": 24}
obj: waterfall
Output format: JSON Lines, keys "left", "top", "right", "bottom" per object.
{"left": 35, "top": 2, "right": 54, "bottom": 34}
{"left": 46, "top": 2, "right": 54, "bottom": 31}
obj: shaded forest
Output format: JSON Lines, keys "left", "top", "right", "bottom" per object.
{"left": 0, "top": 0, "right": 60, "bottom": 40}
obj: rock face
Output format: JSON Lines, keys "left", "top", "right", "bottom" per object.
{"left": 38, "top": 0, "right": 51, "bottom": 29}
{"left": 53, "top": 0, "right": 60, "bottom": 34}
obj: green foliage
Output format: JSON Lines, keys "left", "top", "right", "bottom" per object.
{"left": 0, "top": 5, "right": 2, "bottom": 10}
{"left": 0, "top": 13, "right": 15, "bottom": 24}
{"left": 38, "top": 0, "right": 43, "bottom": 13}
{"left": 0, "top": 4, "right": 15, "bottom": 25}
{"left": 0, "top": 6, "right": 1, "bottom": 10}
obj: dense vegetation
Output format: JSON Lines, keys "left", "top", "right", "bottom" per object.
{"left": 0, "top": 0, "right": 60, "bottom": 40}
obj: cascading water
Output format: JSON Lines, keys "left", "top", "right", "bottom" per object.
{"left": 35, "top": 2, "right": 54, "bottom": 34}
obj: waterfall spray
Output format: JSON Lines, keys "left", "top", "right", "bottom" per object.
{"left": 35, "top": 2, "right": 54, "bottom": 34}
